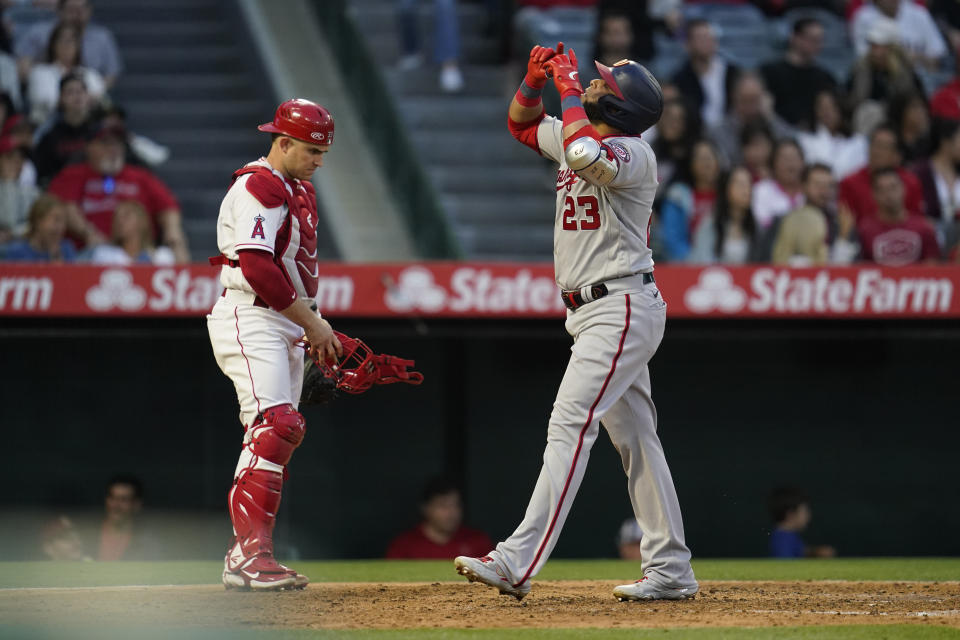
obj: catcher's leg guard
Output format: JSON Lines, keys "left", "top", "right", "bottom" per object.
{"left": 224, "top": 404, "right": 308, "bottom": 591}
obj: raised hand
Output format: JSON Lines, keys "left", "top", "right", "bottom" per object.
{"left": 526, "top": 45, "right": 557, "bottom": 88}
{"left": 543, "top": 47, "right": 582, "bottom": 97}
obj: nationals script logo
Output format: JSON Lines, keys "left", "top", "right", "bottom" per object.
{"left": 556, "top": 168, "right": 579, "bottom": 192}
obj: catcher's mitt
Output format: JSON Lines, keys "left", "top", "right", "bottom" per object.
{"left": 298, "top": 331, "right": 423, "bottom": 399}
{"left": 300, "top": 356, "right": 340, "bottom": 405}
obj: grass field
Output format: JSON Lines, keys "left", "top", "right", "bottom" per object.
{"left": 1, "top": 558, "right": 958, "bottom": 639}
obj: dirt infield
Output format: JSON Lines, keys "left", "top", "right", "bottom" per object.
{"left": 2, "top": 581, "right": 958, "bottom": 631}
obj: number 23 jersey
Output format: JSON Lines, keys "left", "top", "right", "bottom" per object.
{"left": 537, "top": 115, "right": 659, "bottom": 291}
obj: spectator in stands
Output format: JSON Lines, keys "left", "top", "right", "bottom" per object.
{"left": 0, "top": 51, "right": 23, "bottom": 111}
{"left": 888, "top": 92, "right": 931, "bottom": 164}
{"left": 0, "top": 135, "right": 40, "bottom": 241}
{"left": 846, "top": 19, "right": 923, "bottom": 111}
{"left": 15, "top": 0, "right": 122, "bottom": 88}
{"left": 396, "top": 0, "right": 464, "bottom": 93}
{"left": 95, "top": 474, "right": 161, "bottom": 561}
{"left": 592, "top": 11, "right": 635, "bottom": 68}
{"left": 740, "top": 121, "right": 774, "bottom": 182}
{"left": 752, "top": 138, "right": 806, "bottom": 230}
{"left": 851, "top": 0, "right": 947, "bottom": 69}
{"left": 932, "top": 0, "right": 960, "bottom": 54}
{"left": 27, "top": 21, "right": 105, "bottom": 125}
{"left": 2, "top": 113, "right": 39, "bottom": 186}
{"left": 772, "top": 163, "right": 833, "bottom": 265}
{"left": 87, "top": 200, "right": 176, "bottom": 266}
{"left": 659, "top": 139, "right": 721, "bottom": 262}
{"left": 0, "top": 93, "right": 13, "bottom": 129}
{"left": 690, "top": 166, "right": 758, "bottom": 263}
{"left": 33, "top": 72, "right": 93, "bottom": 183}
{"left": 859, "top": 167, "right": 940, "bottom": 264}
{"left": 616, "top": 518, "right": 643, "bottom": 560}
{"left": 41, "top": 515, "right": 92, "bottom": 562}
{"left": 671, "top": 19, "right": 740, "bottom": 129}
{"left": 386, "top": 476, "right": 492, "bottom": 559}
{"left": 594, "top": 0, "right": 660, "bottom": 62}
{"left": 650, "top": 95, "right": 700, "bottom": 187}
{"left": 913, "top": 118, "right": 960, "bottom": 229}
{"left": 95, "top": 103, "right": 170, "bottom": 168}
{"left": 767, "top": 486, "right": 836, "bottom": 558}
{"left": 839, "top": 122, "right": 924, "bottom": 220}
{"left": 831, "top": 201, "right": 860, "bottom": 263}
{"left": 798, "top": 89, "right": 868, "bottom": 179}
{"left": 710, "top": 72, "right": 794, "bottom": 166}
{"left": 0, "top": 193, "right": 76, "bottom": 262}
{"left": 760, "top": 18, "right": 837, "bottom": 131}
{"left": 930, "top": 61, "right": 960, "bottom": 121}
{"left": 47, "top": 122, "right": 189, "bottom": 262}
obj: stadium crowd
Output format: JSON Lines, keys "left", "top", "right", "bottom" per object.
{"left": 0, "top": 0, "right": 187, "bottom": 264}
{"left": 2, "top": 0, "right": 960, "bottom": 267}
{"left": 576, "top": 0, "right": 960, "bottom": 265}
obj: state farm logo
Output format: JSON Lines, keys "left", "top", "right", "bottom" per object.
{"left": 84, "top": 268, "right": 222, "bottom": 312}
{"left": 684, "top": 268, "right": 747, "bottom": 313}
{"left": 385, "top": 266, "right": 446, "bottom": 312}
{"left": 682, "top": 267, "right": 953, "bottom": 315}
{"left": 0, "top": 276, "right": 53, "bottom": 310}
{"left": 86, "top": 269, "right": 147, "bottom": 311}
{"left": 383, "top": 266, "right": 565, "bottom": 314}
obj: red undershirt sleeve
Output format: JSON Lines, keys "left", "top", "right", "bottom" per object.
{"left": 237, "top": 248, "right": 297, "bottom": 311}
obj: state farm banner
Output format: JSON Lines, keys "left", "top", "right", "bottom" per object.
{"left": 0, "top": 262, "right": 958, "bottom": 318}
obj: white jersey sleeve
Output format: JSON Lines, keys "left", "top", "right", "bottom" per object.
{"left": 536, "top": 116, "right": 564, "bottom": 163}
{"left": 604, "top": 137, "right": 656, "bottom": 190}
{"left": 223, "top": 174, "right": 286, "bottom": 255}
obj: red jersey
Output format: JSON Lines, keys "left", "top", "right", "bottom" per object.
{"left": 385, "top": 525, "right": 492, "bottom": 560}
{"left": 838, "top": 166, "right": 924, "bottom": 222}
{"left": 858, "top": 215, "right": 940, "bottom": 266}
{"left": 47, "top": 163, "right": 179, "bottom": 241}
{"left": 931, "top": 78, "right": 960, "bottom": 121}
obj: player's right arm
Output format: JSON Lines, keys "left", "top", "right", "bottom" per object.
{"left": 230, "top": 173, "right": 342, "bottom": 362}
{"left": 237, "top": 249, "right": 341, "bottom": 362}
{"left": 507, "top": 44, "right": 559, "bottom": 154}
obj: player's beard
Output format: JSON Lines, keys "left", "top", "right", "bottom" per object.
{"left": 583, "top": 100, "right": 606, "bottom": 127}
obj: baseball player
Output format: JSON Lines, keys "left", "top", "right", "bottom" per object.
{"left": 454, "top": 45, "right": 698, "bottom": 601}
{"left": 207, "top": 98, "right": 341, "bottom": 591}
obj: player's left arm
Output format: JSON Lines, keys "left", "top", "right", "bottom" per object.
{"left": 544, "top": 49, "right": 621, "bottom": 187}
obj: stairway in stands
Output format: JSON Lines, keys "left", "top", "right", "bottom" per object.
{"left": 349, "top": 0, "right": 556, "bottom": 261}
{"left": 92, "top": 0, "right": 337, "bottom": 260}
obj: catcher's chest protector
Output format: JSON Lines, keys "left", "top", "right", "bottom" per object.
{"left": 232, "top": 165, "right": 320, "bottom": 298}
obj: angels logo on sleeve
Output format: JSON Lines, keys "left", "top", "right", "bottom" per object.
{"left": 251, "top": 215, "right": 266, "bottom": 240}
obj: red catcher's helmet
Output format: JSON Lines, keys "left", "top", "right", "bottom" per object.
{"left": 258, "top": 98, "right": 334, "bottom": 145}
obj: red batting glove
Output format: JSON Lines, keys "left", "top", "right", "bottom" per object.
{"left": 525, "top": 45, "right": 557, "bottom": 89}
{"left": 544, "top": 48, "right": 582, "bottom": 98}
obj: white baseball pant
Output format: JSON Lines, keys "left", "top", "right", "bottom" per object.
{"left": 491, "top": 276, "right": 695, "bottom": 588}
{"left": 207, "top": 289, "right": 305, "bottom": 430}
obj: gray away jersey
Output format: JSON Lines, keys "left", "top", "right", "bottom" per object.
{"left": 537, "top": 115, "right": 659, "bottom": 291}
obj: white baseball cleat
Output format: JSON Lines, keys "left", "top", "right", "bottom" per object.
{"left": 454, "top": 555, "right": 531, "bottom": 601}
{"left": 613, "top": 576, "right": 698, "bottom": 601}
{"left": 223, "top": 552, "right": 301, "bottom": 591}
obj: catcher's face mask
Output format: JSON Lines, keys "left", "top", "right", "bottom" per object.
{"left": 316, "top": 331, "right": 423, "bottom": 394}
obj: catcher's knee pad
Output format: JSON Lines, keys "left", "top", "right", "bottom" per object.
{"left": 248, "top": 404, "right": 305, "bottom": 466}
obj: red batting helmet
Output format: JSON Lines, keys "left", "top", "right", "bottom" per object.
{"left": 258, "top": 98, "right": 334, "bottom": 145}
